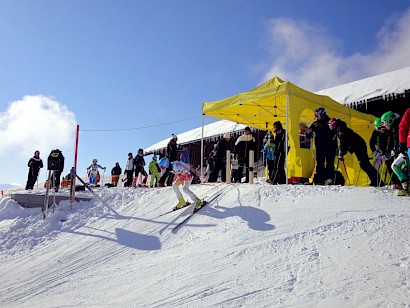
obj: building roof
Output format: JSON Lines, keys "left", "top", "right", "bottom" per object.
{"left": 144, "top": 119, "right": 246, "bottom": 153}
{"left": 315, "top": 66, "right": 410, "bottom": 106}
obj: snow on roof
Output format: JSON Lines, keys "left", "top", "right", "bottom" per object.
{"left": 145, "top": 119, "right": 246, "bottom": 153}
{"left": 315, "top": 66, "right": 410, "bottom": 105}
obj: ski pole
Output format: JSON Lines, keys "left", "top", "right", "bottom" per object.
{"left": 342, "top": 160, "right": 350, "bottom": 185}
{"left": 334, "top": 157, "right": 340, "bottom": 184}
{"left": 102, "top": 168, "right": 106, "bottom": 186}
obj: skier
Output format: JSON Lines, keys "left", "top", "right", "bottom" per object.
{"left": 328, "top": 117, "right": 383, "bottom": 186}
{"left": 234, "top": 127, "right": 256, "bottom": 183}
{"left": 370, "top": 117, "right": 400, "bottom": 187}
{"left": 87, "top": 159, "right": 106, "bottom": 186}
{"left": 25, "top": 150, "right": 44, "bottom": 190}
{"left": 171, "top": 160, "right": 204, "bottom": 210}
{"left": 272, "top": 121, "right": 287, "bottom": 184}
{"left": 305, "top": 107, "right": 337, "bottom": 184}
{"left": 124, "top": 153, "right": 135, "bottom": 187}
{"left": 148, "top": 155, "right": 161, "bottom": 187}
{"left": 208, "top": 132, "right": 231, "bottom": 183}
{"left": 158, "top": 134, "right": 180, "bottom": 187}
{"left": 111, "top": 162, "right": 122, "bottom": 186}
{"left": 392, "top": 107, "right": 410, "bottom": 196}
{"left": 134, "top": 149, "right": 148, "bottom": 186}
{"left": 263, "top": 134, "right": 276, "bottom": 183}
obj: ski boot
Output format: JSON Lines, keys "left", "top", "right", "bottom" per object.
{"left": 194, "top": 198, "right": 205, "bottom": 211}
{"left": 396, "top": 182, "right": 409, "bottom": 196}
{"left": 173, "top": 197, "right": 190, "bottom": 211}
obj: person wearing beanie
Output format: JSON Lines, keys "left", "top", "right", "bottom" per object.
{"left": 272, "top": 121, "right": 287, "bottom": 184}
{"left": 148, "top": 155, "right": 161, "bottom": 187}
{"left": 111, "top": 162, "right": 122, "bottom": 187}
{"left": 328, "top": 118, "right": 384, "bottom": 187}
{"left": 25, "top": 150, "right": 44, "bottom": 190}
{"left": 305, "top": 107, "right": 338, "bottom": 185}
{"left": 124, "top": 152, "right": 135, "bottom": 187}
{"left": 134, "top": 148, "right": 148, "bottom": 187}
{"left": 234, "top": 127, "right": 256, "bottom": 183}
{"left": 208, "top": 132, "right": 232, "bottom": 182}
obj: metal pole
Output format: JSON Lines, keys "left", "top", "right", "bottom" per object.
{"left": 226, "top": 149, "right": 231, "bottom": 184}
{"left": 200, "top": 112, "right": 205, "bottom": 181}
{"left": 249, "top": 150, "right": 254, "bottom": 184}
{"left": 285, "top": 94, "right": 289, "bottom": 184}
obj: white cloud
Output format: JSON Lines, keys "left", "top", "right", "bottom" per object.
{"left": 0, "top": 95, "right": 76, "bottom": 184}
{"left": 261, "top": 8, "right": 410, "bottom": 91}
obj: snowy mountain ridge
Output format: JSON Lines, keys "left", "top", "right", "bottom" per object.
{"left": 0, "top": 183, "right": 409, "bottom": 307}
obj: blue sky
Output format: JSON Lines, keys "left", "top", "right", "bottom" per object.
{"left": 1, "top": 0, "right": 410, "bottom": 185}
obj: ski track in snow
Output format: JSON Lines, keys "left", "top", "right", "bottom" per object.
{"left": 0, "top": 183, "right": 409, "bottom": 307}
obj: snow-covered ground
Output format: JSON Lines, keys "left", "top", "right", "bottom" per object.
{"left": 0, "top": 182, "right": 409, "bottom": 307}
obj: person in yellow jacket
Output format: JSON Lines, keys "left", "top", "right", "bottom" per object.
{"left": 148, "top": 155, "right": 161, "bottom": 187}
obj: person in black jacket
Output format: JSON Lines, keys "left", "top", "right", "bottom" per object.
{"left": 209, "top": 132, "right": 232, "bottom": 182}
{"left": 329, "top": 118, "right": 383, "bottom": 187}
{"left": 370, "top": 118, "right": 400, "bottom": 186}
{"left": 272, "top": 121, "right": 287, "bottom": 184}
{"left": 134, "top": 149, "right": 148, "bottom": 186}
{"left": 111, "top": 162, "right": 122, "bottom": 186}
{"left": 306, "top": 107, "right": 338, "bottom": 184}
{"left": 25, "top": 150, "right": 44, "bottom": 190}
{"left": 158, "top": 134, "right": 180, "bottom": 187}
{"left": 234, "top": 127, "right": 256, "bottom": 183}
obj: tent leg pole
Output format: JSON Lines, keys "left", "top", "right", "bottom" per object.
{"left": 200, "top": 113, "right": 205, "bottom": 182}
{"left": 285, "top": 94, "right": 289, "bottom": 184}
{"left": 226, "top": 150, "right": 231, "bottom": 184}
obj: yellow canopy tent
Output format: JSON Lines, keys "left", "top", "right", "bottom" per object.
{"left": 202, "top": 76, "right": 377, "bottom": 186}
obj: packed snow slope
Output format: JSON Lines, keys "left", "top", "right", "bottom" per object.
{"left": 0, "top": 183, "right": 409, "bottom": 307}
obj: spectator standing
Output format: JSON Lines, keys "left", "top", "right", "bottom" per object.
{"left": 124, "top": 153, "right": 135, "bottom": 187}
{"left": 328, "top": 118, "right": 383, "bottom": 187}
{"left": 234, "top": 127, "right": 256, "bottom": 183}
{"left": 209, "top": 132, "right": 231, "bottom": 182}
{"left": 25, "top": 150, "right": 44, "bottom": 190}
{"left": 158, "top": 134, "right": 180, "bottom": 187}
{"left": 305, "top": 107, "right": 337, "bottom": 184}
{"left": 272, "top": 121, "right": 287, "bottom": 184}
{"left": 111, "top": 162, "right": 122, "bottom": 186}
{"left": 148, "top": 155, "right": 161, "bottom": 187}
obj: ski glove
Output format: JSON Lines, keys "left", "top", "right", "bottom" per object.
{"left": 373, "top": 150, "right": 383, "bottom": 158}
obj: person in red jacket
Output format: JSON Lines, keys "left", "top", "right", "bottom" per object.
{"left": 392, "top": 108, "right": 410, "bottom": 196}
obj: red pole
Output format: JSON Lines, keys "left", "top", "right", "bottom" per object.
{"left": 74, "top": 124, "right": 79, "bottom": 170}
{"left": 71, "top": 124, "right": 80, "bottom": 205}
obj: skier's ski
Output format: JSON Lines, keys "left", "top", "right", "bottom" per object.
{"left": 171, "top": 193, "right": 222, "bottom": 231}
{"left": 151, "top": 202, "right": 192, "bottom": 219}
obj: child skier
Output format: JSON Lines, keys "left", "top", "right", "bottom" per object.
{"left": 148, "top": 155, "right": 161, "bottom": 187}
{"left": 171, "top": 160, "right": 204, "bottom": 210}
{"left": 263, "top": 134, "right": 276, "bottom": 183}
{"left": 87, "top": 159, "right": 106, "bottom": 186}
